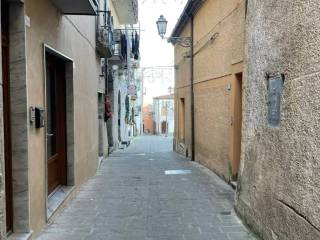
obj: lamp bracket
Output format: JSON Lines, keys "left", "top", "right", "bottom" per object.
{"left": 166, "top": 37, "right": 192, "bottom": 48}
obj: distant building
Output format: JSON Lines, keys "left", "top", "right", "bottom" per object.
{"left": 143, "top": 105, "right": 155, "bottom": 134}
{"left": 153, "top": 94, "right": 174, "bottom": 136}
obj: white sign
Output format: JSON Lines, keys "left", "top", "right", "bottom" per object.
{"left": 128, "top": 84, "right": 137, "bottom": 95}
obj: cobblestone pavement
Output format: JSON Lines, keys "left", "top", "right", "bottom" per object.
{"left": 38, "top": 136, "right": 256, "bottom": 240}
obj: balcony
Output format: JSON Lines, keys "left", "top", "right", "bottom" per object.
{"left": 51, "top": 0, "right": 97, "bottom": 15}
{"left": 108, "top": 43, "right": 124, "bottom": 66}
{"left": 108, "top": 29, "right": 124, "bottom": 66}
{"left": 107, "top": 70, "right": 114, "bottom": 92}
{"left": 111, "top": 0, "right": 138, "bottom": 24}
{"left": 96, "top": 27, "right": 113, "bottom": 57}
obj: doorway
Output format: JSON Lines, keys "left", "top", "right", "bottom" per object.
{"left": 45, "top": 53, "right": 67, "bottom": 196}
{"left": 232, "top": 73, "right": 243, "bottom": 180}
{"left": 98, "top": 93, "right": 104, "bottom": 157}
{"left": 2, "top": 0, "right": 13, "bottom": 233}
{"left": 161, "top": 121, "right": 167, "bottom": 134}
{"left": 178, "top": 98, "right": 185, "bottom": 140}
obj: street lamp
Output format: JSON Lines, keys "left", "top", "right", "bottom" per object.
{"left": 156, "top": 15, "right": 192, "bottom": 47}
{"left": 156, "top": 15, "right": 168, "bottom": 39}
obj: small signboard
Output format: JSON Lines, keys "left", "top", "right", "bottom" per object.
{"left": 267, "top": 74, "right": 284, "bottom": 127}
{"left": 128, "top": 84, "right": 137, "bottom": 96}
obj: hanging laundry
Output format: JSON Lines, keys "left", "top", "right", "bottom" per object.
{"left": 134, "top": 31, "right": 140, "bottom": 60}
{"left": 131, "top": 32, "right": 135, "bottom": 56}
{"left": 104, "top": 95, "right": 112, "bottom": 121}
{"left": 120, "top": 32, "right": 127, "bottom": 64}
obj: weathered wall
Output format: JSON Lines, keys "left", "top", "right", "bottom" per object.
{"left": 174, "top": 0, "right": 245, "bottom": 178}
{"left": 236, "top": 1, "right": 320, "bottom": 240}
{"left": 0, "top": 1, "right": 6, "bottom": 237}
{"left": 174, "top": 21, "right": 192, "bottom": 157}
{"left": 25, "top": 0, "right": 100, "bottom": 235}
{"left": 194, "top": 76, "right": 232, "bottom": 179}
{"left": 193, "top": 0, "right": 245, "bottom": 83}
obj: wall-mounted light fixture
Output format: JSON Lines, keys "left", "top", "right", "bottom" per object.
{"left": 156, "top": 15, "right": 192, "bottom": 48}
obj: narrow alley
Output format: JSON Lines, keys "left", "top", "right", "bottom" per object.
{"left": 38, "top": 136, "right": 255, "bottom": 240}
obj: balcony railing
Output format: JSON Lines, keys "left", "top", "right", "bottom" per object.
{"left": 108, "top": 43, "right": 124, "bottom": 66}
{"left": 96, "top": 26, "right": 113, "bottom": 57}
{"left": 96, "top": 9, "right": 114, "bottom": 57}
{"left": 108, "top": 29, "right": 125, "bottom": 66}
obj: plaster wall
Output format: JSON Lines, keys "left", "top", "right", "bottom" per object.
{"left": 25, "top": 0, "right": 100, "bottom": 235}
{"left": 174, "top": 86, "right": 192, "bottom": 157}
{"left": 174, "top": 22, "right": 191, "bottom": 156}
{"left": 236, "top": 1, "right": 320, "bottom": 240}
{"left": 193, "top": 0, "right": 245, "bottom": 84}
{"left": 174, "top": 0, "right": 245, "bottom": 177}
{"left": 194, "top": 76, "right": 232, "bottom": 179}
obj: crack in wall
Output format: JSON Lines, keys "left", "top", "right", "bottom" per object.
{"left": 276, "top": 199, "right": 320, "bottom": 234}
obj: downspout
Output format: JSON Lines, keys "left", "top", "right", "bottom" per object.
{"left": 190, "top": 14, "right": 195, "bottom": 161}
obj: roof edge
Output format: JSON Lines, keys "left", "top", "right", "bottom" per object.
{"left": 170, "top": 0, "right": 204, "bottom": 38}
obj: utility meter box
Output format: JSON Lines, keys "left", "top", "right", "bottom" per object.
{"left": 35, "top": 107, "right": 45, "bottom": 128}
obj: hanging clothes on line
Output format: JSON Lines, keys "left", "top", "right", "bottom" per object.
{"left": 131, "top": 32, "right": 135, "bottom": 56}
{"left": 134, "top": 31, "right": 140, "bottom": 60}
{"left": 120, "top": 32, "right": 127, "bottom": 64}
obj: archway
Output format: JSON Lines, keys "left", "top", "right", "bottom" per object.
{"left": 161, "top": 121, "right": 168, "bottom": 134}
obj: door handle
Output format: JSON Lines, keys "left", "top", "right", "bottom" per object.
{"left": 46, "top": 133, "right": 54, "bottom": 137}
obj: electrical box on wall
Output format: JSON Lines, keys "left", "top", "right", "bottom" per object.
{"left": 29, "top": 107, "right": 35, "bottom": 123}
{"left": 35, "top": 107, "right": 45, "bottom": 128}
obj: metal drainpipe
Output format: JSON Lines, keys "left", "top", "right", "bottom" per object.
{"left": 190, "top": 14, "right": 195, "bottom": 161}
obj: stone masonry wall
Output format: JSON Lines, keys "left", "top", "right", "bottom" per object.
{"left": 236, "top": 1, "right": 320, "bottom": 239}
{"left": 0, "top": 0, "right": 6, "bottom": 237}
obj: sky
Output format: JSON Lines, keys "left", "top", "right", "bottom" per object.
{"left": 139, "top": 0, "right": 188, "bottom": 105}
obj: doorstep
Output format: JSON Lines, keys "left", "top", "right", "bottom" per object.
{"left": 47, "top": 186, "right": 75, "bottom": 219}
{"left": 98, "top": 156, "right": 104, "bottom": 168}
{"left": 8, "top": 231, "right": 33, "bottom": 240}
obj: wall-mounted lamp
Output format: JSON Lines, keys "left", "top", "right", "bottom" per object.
{"left": 156, "top": 15, "right": 192, "bottom": 48}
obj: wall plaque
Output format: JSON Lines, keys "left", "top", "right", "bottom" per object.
{"left": 267, "top": 74, "right": 284, "bottom": 127}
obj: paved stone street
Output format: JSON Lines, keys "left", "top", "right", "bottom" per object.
{"left": 38, "top": 136, "right": 256, "bottom": 240}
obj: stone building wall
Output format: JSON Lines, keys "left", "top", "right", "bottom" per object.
{"left": 236, "top": 1, "right": 320, "bottom": 239}
{"left": 0, "top": 1, "right": 5, "bottom": 237}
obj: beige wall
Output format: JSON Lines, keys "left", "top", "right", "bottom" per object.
{"left": 175, "top": 86, "right": 192, "bottom": 157}
{"left": 174, "top": 21, "right": 192, "bottom": 156}
{"left": 174, "top": 0, "right": 245, "bottom": 179}
{"left": 25, "top": 0, "right": 100, "bottom": 234}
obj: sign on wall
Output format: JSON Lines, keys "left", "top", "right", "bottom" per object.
{"left": 267, "top": 74, "right": 284, "bottom": 127}
{"left": 128, "top": 84, "right": 137, "bottom": 96}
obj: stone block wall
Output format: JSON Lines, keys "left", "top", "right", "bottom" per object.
{"left": 236, "top": 1, "right": 320, "bottom": 239}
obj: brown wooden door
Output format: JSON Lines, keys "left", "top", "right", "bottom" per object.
{"left": 2, "top": 1, "right": 13, "bottom": 233}
{"left": 46, "top": 53, "right": 67, "bottom": 196}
